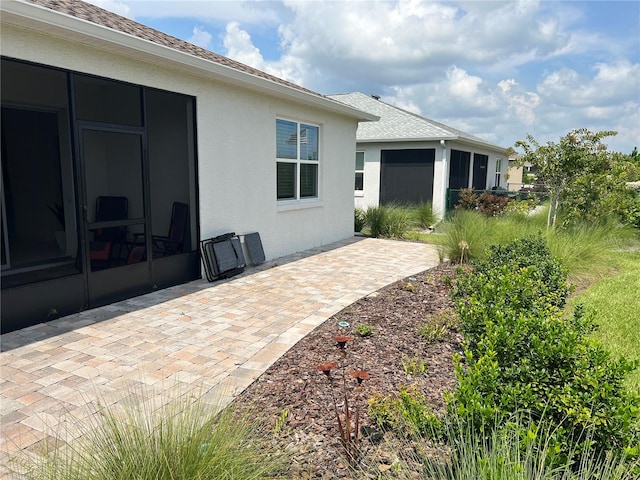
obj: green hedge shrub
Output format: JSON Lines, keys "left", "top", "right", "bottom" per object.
{"left": 448, "top": 237, "right": 640, "bottom": 465}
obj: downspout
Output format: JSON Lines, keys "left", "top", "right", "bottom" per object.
{"left": 441, "top": 140, "right": 447, "bottom": 218}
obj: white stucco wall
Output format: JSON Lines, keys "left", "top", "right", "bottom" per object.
{"left": 2, "top": 21, "right": 359, "bottom": 261}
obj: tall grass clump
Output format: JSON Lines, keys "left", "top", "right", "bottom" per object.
{"left": 414, "top": 201, "right": 437, "bottom": 229}
{"left": 364, "top": 204, "right": 413, "bottom": 238}
{"left": 24, "top": 390, "right": 286, "bottom": 480}
{"left": 439, "top": 206, "right": 632, "bottom": 281}
{"left": 438, "top": 210, "right": 491, "bottom": 262}
{"left": 382, "top": 415, "right": 640, "bottom": 480}
{"left": 546, "top": 218, "right": 630, "bottom": 285}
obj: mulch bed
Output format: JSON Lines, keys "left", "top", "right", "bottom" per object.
{"left": 233, "top": 263, "right": 463, "bottom": 478}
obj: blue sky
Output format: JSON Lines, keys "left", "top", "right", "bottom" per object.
{"left": 88, "top": 0, "right": 639, "bottom": 153}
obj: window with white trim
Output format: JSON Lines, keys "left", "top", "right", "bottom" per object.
{"left": 276, "top": 118, "right": 319, "bottom": 200}
{"left": 494, "top": 158, "right": 502, "bottom": 188}
{"left": 355, "top": 151, "right": 364, "bottom": 192}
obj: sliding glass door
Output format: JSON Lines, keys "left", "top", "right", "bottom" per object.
{"left": 79, "top": 127, "right": 151, "bottom": 304}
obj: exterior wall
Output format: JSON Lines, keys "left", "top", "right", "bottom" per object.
{"left": 355, "top": 139, "right": 506, "bottom": 219}
{"left": 2, "top": 22, "right": 359, "bottom": 261}
{"left": 508, "top": 163, "right": 524, "bottom": 191}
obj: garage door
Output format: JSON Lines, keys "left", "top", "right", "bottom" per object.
{"left": 380, "top": 149, "right": 435, "bottom": 205}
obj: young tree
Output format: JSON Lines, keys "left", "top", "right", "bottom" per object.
{"left": 514, "top": 129, "right": 617, "bottom": 228}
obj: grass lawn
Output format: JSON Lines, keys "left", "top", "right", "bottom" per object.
{"left": 569, "top": 250, "right": 640, "bottom": 392}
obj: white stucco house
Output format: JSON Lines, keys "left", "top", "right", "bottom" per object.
{"left": 329, "top": 93, "right": 509, "bottom": 218}
{"left": 0, "top": 0, "right": 376, "bottom": 332}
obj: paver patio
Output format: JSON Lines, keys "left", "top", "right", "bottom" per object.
{"left": 0, "top": 237, "right": 439, "bottom": 476}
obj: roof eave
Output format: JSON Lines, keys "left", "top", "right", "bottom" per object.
{"left": 357, "top": 135, "right": 507, "bottom": 153}
{"left": 2, "top": 1, "right": 378, "bottom": 122}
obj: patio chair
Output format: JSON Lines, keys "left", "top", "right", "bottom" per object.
{"left": 151, "top": 201, "right": 189, "bottom": 257}
{"left": 89, "top": 196, "right": 128, "bottom": 268}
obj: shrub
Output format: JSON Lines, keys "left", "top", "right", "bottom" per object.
{"left": 477, "top": 192, "right": 511, "bottom": 217}
{"left": 455, "top": 188, "right": 479, "bottom": 211}
{"left": 448, "top": 237, "right": 640, "bottom": 465}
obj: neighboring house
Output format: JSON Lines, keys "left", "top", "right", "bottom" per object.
{"left": 328, "top": 93, "right": 508, "bottom": 217}
{"left": 507, "top": 153, "right": 537, "bottom": 191}
{"left": 0, "top": 0, "right": 376, "bottom": 332}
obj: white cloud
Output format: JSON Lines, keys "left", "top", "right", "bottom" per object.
{"left": 538, "top": 60, "right": 640, "bottom": 108}
{"left": 447, "top": 66, "right": 482, "bottom": 99}
{"left": 222, "top": 21, "right": 265, "bottom": 69}
{"left": 188, "top": 26, "right": 213, "bottom": 49}
{"left": 498, "top": 79, "right": 541, "bottom": 126}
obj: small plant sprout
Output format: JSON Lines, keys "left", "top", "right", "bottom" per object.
{"left": 404, "top": 282, "right": 418, "bottom": 293}
{"left": 402, "top": 356, "right": 427, "bottom": 376}
{"left": 355, "top": 323, "right": 373, "bottom": 337}
{"left": 417, "top": 323, "right": 447, "bottom": 344}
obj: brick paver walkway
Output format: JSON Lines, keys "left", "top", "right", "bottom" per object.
{"left": 1, "top": 237, "right": 439, "bottom": 475}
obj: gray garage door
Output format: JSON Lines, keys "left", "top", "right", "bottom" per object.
{"left": 380, "top": 149, "right": 435, "bottom": 205}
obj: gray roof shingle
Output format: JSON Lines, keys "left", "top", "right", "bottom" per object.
{"left": 329, "top": 92, "right": 505, "bottom": 151}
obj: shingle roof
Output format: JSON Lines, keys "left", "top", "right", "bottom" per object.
{"left": 329, "top": 92, "right": 505, "bottom": 151}
{"left": 23, "top": 0, "right": 321, "bottom": 98}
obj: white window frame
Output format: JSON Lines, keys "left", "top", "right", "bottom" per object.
{"left": 495, "top": 158, "right": 502, "bottom": 188}
{"left": 355, "top": 151, "right": 365, "bottom": 194}
{"left": 276, "top": 118, "right": 320, "bottom": 202}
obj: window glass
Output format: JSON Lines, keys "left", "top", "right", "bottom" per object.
{"left": 75, "top": 74, "right": 142, "bottom": 126}
{"left": 300, "top": 124, "right": 319, "bottom": 161}
{"left": 276, "top": 119, "right": 297, "bottom": 159}
{"left": 355, "top": 151, "right": 365, "bottom": 191}
{"left": 495, "top": 158, "right": 503, "bottom": 187}
{"left": 276, "top": 119, "right": 319, "bottom": 201}
{"left": 300, "top": 164, "right": 318, "bottom": 197}
{"left": 277, "top": 162, "right": 296, "bottom": 199}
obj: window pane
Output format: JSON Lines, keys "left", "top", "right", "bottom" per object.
{"left": 300, "top": 124, "right": 319, "bottom": 161}
{"left": 276, "top": 119, "right": 297, "bottom": 159}
{"left": 75, "top": 75, "right": 142, "bottom": 126}
{"left": 355, "top": 151, "right": 365, "bottom": 170}
{"left": 277, "top": 162, "right": 296, "bottom": 199}
{"left": 300, "top": 163, "right": 318, "bottom": 198}
{"left": 355, "top": 172, "right": 364, "bottom": 191}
